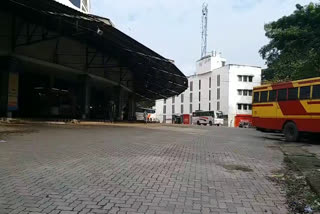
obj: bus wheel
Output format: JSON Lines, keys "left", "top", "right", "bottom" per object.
{"left": 283, "top": 122, "right": 300, "bottom": 142}
{"left": 197, "top": 121, "right": 201, "bottom": 126}
{"left": 209, "top": 121, "right": 213, "bottom": 126}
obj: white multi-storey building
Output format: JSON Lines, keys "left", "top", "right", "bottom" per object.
{"left": 55, "top": 0, "right": 91, "bottom": 13}
{"left": 155, "top": 52, "right": 262, "bottom": 127}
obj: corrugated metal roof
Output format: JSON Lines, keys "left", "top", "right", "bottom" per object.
{"left": 3, "top": 0, "right": 188, "bottom": 100}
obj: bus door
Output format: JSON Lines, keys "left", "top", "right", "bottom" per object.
{"left": 299, "top": 86, "right": 312, "bottom": 117}
{"left": 276, "top": 89, "right": 287, "bottom": 130}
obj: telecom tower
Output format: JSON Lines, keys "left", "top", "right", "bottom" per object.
{"left": 201, "top": 3, "right": 208, "bottom": 58}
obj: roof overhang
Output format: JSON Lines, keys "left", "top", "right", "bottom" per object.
{"left": 2, "top": 0, "right": 188, "bottom": 100}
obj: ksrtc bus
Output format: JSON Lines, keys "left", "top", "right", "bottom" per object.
{"left": 252, "top": 77, "right": 320, "bottom": 141}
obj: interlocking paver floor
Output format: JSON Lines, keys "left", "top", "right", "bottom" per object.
{"left": 0, "top": 124, "right": 288, "bottom": 214}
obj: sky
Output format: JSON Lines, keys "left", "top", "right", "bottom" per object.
{"left": 92, "top": 0, "right": 313, "bottom": 75}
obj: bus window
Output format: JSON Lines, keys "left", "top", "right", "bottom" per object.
{"left": 300, "top": 86, "right": 311, "bottom": 100}
{"left": 253, "top": 92, "right": 260, "bottom": 103}
{"left": 269, "top": 90, "right": 277, "bottom": 102}
{"left": 260, "top": 91, "right": 268, "bottom": 102}
{"left": 312, "top": 85, "right": 320, "bottom": 99}
{"left": 288, "top": 88, "right": 298, "bottom": 100}
{"left": 278, "top": 89, "right": 287, "bottom": 101}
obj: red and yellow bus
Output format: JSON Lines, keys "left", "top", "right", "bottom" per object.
{"left": 252, "top": 77, "right": 320, "bottom": 141}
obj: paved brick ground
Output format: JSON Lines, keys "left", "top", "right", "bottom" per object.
{"left": 0, "top": 125, "right": 288, "bottom": 214}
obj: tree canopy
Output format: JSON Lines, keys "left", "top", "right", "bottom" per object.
{"left": 260, "top": 2, "right": 320, "bottom": 82}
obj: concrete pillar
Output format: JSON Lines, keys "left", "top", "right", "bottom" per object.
{"left": 49, "top": 75, "right": 55, "bottom": 88}
{"left": 128, "top": 93, "right": 136, "bottom": 121}
{"left": 81, "top": 77, "right": 91, "bottom": 119}
{"left": 0, "top": 69, "right": 9, "bottom": 118}
{"left": 0, "top": 57, "right": 20, "bottom": 118}
{"left": 113, "top": 86, "right": 121, "bottom": 121}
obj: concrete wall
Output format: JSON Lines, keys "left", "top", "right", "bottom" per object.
{"left": 211, "top": 66, "right": 230, "bottom": 115}
{"left": 196, "top": 53, "right": 226, "bottom": 75}
{"left": 227, "top": 65, "right": 262, "bottom": 127}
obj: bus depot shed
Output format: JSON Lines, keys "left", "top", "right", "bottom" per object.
{"left": 0, "top": 0, "right": 188, "bottom": 121}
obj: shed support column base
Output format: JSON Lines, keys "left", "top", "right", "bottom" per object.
{"left": 81, "top": 78, "right": 91, "bottom": 120}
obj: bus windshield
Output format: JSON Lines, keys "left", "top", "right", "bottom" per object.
{"left": 216, "top": 111, "right": 223, "bottom": 118}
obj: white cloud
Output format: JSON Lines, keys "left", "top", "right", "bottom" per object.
{"left": 92, "top": 0, "right": 313, "bottom": 75}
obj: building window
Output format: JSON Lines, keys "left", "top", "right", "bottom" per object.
{"left": 300, "top": 86, "right": 311, "bottom": 100}
{"left": 238, "top": 75, "right": 252, "bottom": 82}
{"left": 209, "top": 77, "right": 211, "bottom": 88}
{"left": 164, "top": 99, "right": 166, "bottom": 104}
{"left": 238, "top": 104, "right": 242, "bottom": 110}
{"left": 209, "top": 90, "right": 211, "bottom": 101}
{"left": 190, "top": 104, "right": 193, "bottom": 113}
{"left": 217, "top": 102, "right": 220, "bottom": 111}
{"left": 190, "top": 93, "right": 193, "bottom": 102}
{"left": 172, "top": 96, "right": 175, "bottom": 104}
{"left": 217, "top": 88, "right": 220, "bottom": 100}
{"left": 199, "top": 80, "right": 201, "bottom": 90}
{"left": 222, "top": 61, "right": 226, "bottom": 67}
{"left": 243, "top": 90, "right": 248, "bottom": 96}
{"left": 217, "top": 75, "right": 221, "bottom": 87}
{"left": 238, "top": 90, "right": 242, "bottom": 96}
{"left": 181, "top": 94, "right": 184, "bottom": 103}
{"left": 249, "top": 104, "right": 252, "bottom": 110}
{"left": 199, "top": 103, "right": 201, "bottom": 110}
{"left": 163, "top": 105, "right": 166, "bottom": 114}
{"left": 163, "top": 115, "right": 166, "bottom": 123}
{"left": 243, "top": 104, "right": 248, "bottom": 110}
{"left": 181, "top": 105, "right": 184, "bottom": 114}
{"left": 172, "top": 105, "right": 175, "bottom": 114}
{"left": 190, "top": 81, "right": 193, "bottom": 91}
{"left": 209, "top": 103, "right": 211, "bottom": 111}
{"left": 199, "top": 92, "right": 201, "bottom": 101}
{"left": 249, "top": 90, "right": 253, "bottom": 96}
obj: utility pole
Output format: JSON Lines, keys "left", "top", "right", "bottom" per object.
{"left": 201, "top": 3, "right": 208, "bottom": 58}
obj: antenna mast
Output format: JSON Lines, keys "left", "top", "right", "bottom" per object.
{"left": 201, "top": 3, "right": 208, "bottom": 58}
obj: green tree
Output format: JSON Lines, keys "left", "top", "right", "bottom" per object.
{"left": 260, "top": 2, "right": 320, "bottom": 82}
